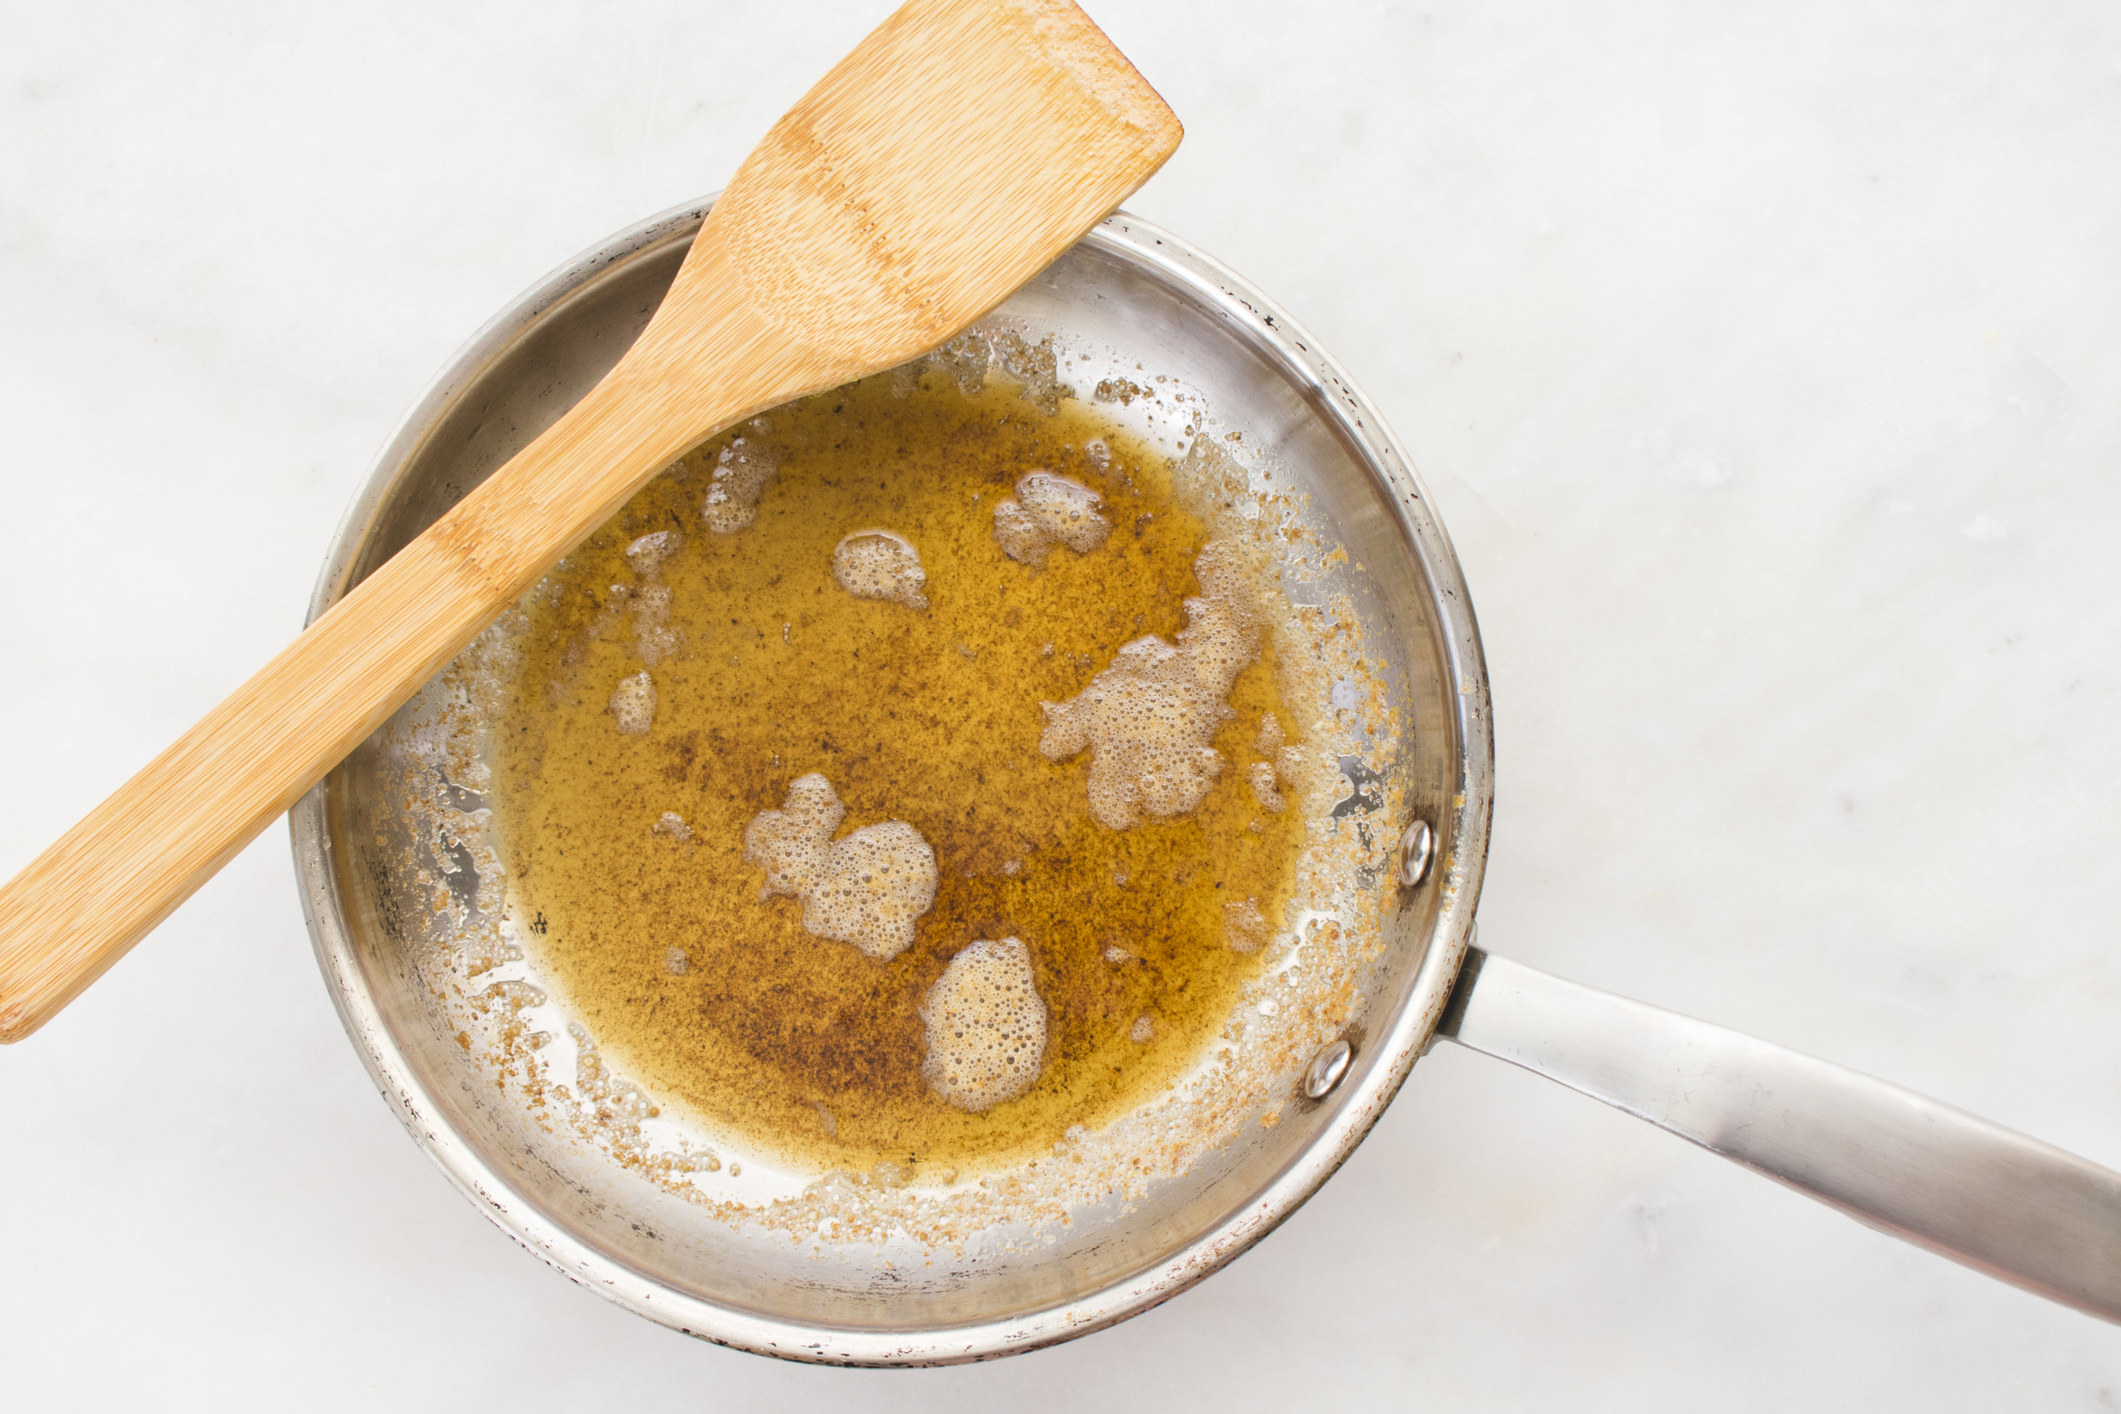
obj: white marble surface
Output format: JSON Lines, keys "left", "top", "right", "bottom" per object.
{"left": 4, "top": 1, "right": 2120, "bottom": 1406}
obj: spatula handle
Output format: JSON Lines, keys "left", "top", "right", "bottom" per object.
{"left": 1438, "top": 946, "right": 2121, "bottom": 1321}
{"left": 0, "top": 354, "right": 734, "bottom": 1041}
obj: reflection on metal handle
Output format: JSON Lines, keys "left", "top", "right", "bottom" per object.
{"left": 1436, "top": 946, "right": 2121, "bottom": 1322}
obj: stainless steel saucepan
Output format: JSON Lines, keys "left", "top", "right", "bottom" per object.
{"left": 295, "top": 198, "right": 2121, "bottom": 1365}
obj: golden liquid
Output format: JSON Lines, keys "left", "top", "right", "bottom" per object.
{"left": 493, "top": 366, "right": 1304, "bottom": 1175}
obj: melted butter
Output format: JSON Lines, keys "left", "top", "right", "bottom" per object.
{"left": 493, "top": 363, "right": 1305, "bottom": 1175}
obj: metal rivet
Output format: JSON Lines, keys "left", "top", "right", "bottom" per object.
{"left": 1398, "top": 819, "right": 1435, "bottom": 888}
{"left": 1302, "top": 1038, "right": 1354, "bottom": 1100}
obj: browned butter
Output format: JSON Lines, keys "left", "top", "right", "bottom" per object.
{"left": 493, "top": 359, "right": 1305, "bottom": 1175}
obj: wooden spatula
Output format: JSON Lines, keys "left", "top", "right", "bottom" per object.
{"left": 0, "top": 0, "right": 1179, "bottom": 1041}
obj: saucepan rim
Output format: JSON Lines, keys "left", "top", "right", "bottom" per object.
{"left": 289, "top": 196, "right": 1494, "bottom": 1365}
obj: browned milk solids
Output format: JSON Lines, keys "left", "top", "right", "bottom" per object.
{"left": 494, "top": 360, "right": 1309, "bottom": 1176}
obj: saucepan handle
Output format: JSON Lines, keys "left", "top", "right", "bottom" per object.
{"left": 1434, "top": 945, "right": 2121, "bottom": 1321}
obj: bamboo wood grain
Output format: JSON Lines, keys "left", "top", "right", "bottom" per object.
{"left": 0, "top": 0, "right": 1179, "bottom": 1041}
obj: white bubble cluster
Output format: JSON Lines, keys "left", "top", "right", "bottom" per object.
{"left": 990, "top": 329, "right": 1074, "bottom": 416}
{"left": 993, "top": 471, "right": 1110, "bottom": 566}
{"left": 742, "top": 773, "right": 938, "bottom": 961}
{"left": 1038, "top": 541, "right": 1261, "bottom": 829}
{"left": 927, "top": 332, "right": 990, "bottom": 397}
{"left": 1223, "top": 896, "right": 1269, "bottom": 953}
{"left": 920, "top": 937, "right": 1048, "bottom": 1113}
{"left": 632, "top": 583, "right": 684, "bottom": 666}
{"left": 652, "top": 811, "right": 694, "bottom": 842}
{"left": 832, "top": 529, "right": 929, "bottom": 610}
{"left": 1256, "top": 713, "right": 1285, "bottom": 756}
{"left": 1247, "top": 713, "right": 1306, "bottom": 813}
{"left": 1174, "top": 433, "right": 1251, "bottom": 500}
{"left": 1247, "top": 762, "right": 1284, "bottom": 813}
{"left": 702, "top": 437, "right": 777, "bottom": 534}
{"left": 621, "top": 531, "right": 688, "bottom": 665}
{"left": 610, "top": 671, "right": 656, "bottom": 735}
{"left": 625, "top": 530, "right": 683, "bottom": 575}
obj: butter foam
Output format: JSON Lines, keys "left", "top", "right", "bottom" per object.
{"left": 742, "top": 773, "right": 937, "bottom": 961}
{"left": 993, "top": 471, "right": 1110, "bottom": 566}
{"left": 609, "top": 671, "right": 656, "bottom": 735}
{"left": 920, "top": 937, "right": 1048, "bottom": 1112}
{"left": 702, "top": 438, "right": 777, "bottom": 534}
{"left": 1038, "top": 540, "right": 1261, "bottom": 829}
{"left": 832, "top": 529, "right": 929, "bottom": 610}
